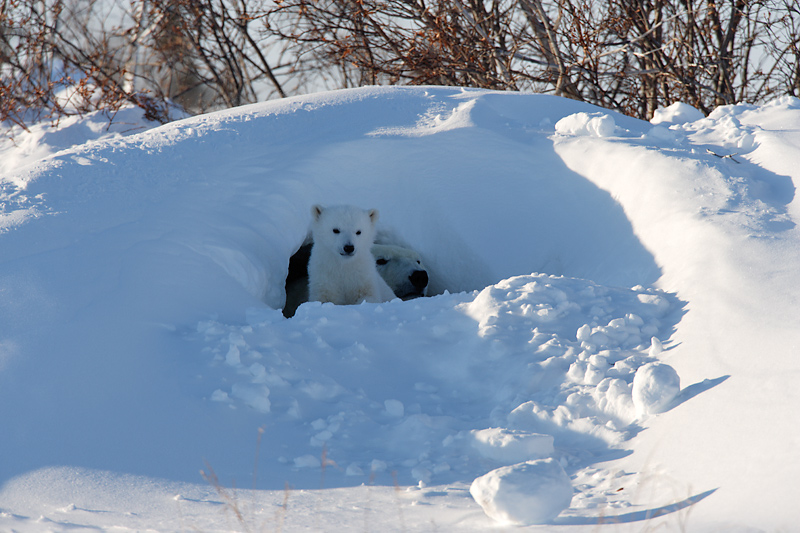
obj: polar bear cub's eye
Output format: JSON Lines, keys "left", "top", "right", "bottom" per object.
{"left": 332, "top": 228, "right": 340, "bottom": 234}
{"left": 356, "top": 230, "right": 361, "bottom": 235}
{"left": 376, "top": 258, "right": 389, "bottom": 265}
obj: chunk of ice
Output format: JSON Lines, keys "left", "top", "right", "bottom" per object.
{"left": 632, "top": 362, "right": 680, "bottom": 416}
{"left": 470, "top": 458, "right": 573, "bottom": 525}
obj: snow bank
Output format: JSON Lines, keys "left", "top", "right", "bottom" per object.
{"left": 193, "top": 272, "right": 679, "bottom": 490}
{"left": 554, "top": 95, "right": 800, "bottom": 530}
{"left": 0, "top": 106, "right": 173, "bottom": 178}
{"left": 2, "top": 86, "right": 800, "bottom": 531}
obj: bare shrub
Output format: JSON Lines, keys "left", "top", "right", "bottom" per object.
{"left": 0, "top": 0, "right": 173, "bottom": 130}
{"left": 0, "top": 0, "right": 287, "bottom": 133}
{"left": 2, "top": 0, "right": 798, "bottom": 130}
{"left": 265, "top": 0, "right": 800, "bottom": 120}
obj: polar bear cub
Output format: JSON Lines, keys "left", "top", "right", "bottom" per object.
{"left": 308, "top": 204, "right": 396, "bottom": 305}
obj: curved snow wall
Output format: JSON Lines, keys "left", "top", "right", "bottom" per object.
{"left": 9, "top": 87, "right": 661, "bottom": 322}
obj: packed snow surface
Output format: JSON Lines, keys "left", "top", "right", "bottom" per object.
{"left": 1, "top": 86, "right": 799, "bottom": 532}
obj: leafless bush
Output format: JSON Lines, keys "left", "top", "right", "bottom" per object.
{"left": 2, "top": 0, "right": 798, "bottom": 131}
{"left": 265, "top": 0, "right": 800, "bottom": 119}
{"left": 143, "top": 0, "right": 286, "bottom": 113}
{"left": 265, "top": 0, "right": 533, "bottom": 92}
{"left": 578, "top": 0, "right": 800, "bottom": 117}
{"left": 0, "top": 0, "right": 172, "bottom": 130}
{"left": 0, "top": 0, "right": 287, "bottom": 133}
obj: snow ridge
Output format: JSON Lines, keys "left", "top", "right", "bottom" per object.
{"left": 2, "top": 86, "right": 800, "bottom": 531}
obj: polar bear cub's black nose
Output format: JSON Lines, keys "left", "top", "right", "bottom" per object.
{"left": 343, "top": 244, "right": 355, "bottom": 255}
{"left": 410, "top": 270, "right": 428, "bottom": 290}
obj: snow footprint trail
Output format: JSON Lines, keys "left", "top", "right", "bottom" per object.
{"left": 193, "top": 273, "right": 684, "bottom": 522}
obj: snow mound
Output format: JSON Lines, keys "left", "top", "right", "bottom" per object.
{"left": 555, "top": 112, "right": 617, "bottom": 137}
{"left": 193, "top": 271, "right": 680, "bottom": 500}
{"left": 632, "top": 362, "right": 680, "bottom": 416}
{"left": 650, "top": 102, "right": 705, "bottom": 125}
{"left": 470, "top": 458, "right": 573, "bottom": 525}
{"left": 4, "top": 86, "right": 799, "bottom": 530}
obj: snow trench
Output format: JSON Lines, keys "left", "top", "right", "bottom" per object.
{"left": 1, "top": 87, "right": 707, "bottom": 524}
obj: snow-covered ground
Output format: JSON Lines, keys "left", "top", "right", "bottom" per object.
{"left": 1, "top": 86, "right": 798, "bottom": 531}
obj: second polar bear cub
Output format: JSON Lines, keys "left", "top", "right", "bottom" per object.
{"left": 308, "top": 204, "right": 396, "bottom": 305}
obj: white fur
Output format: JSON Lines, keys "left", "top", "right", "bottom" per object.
{"left": 307, "top": 205, "right": 396, "bottom": 305}
{"left": 372, "top": 244, "right": 429, "bottom": 299}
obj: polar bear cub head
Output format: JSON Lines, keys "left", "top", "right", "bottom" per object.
{"left": 311, "top": 204, "right": 379, "bottom": 259}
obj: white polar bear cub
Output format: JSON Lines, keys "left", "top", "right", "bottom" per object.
{"left": 308, "top": 204, "right": 396, "bottom": 305}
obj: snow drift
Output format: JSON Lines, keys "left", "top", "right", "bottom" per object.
{"left": 1, "top": 86, "right": 799, "bottom": 531}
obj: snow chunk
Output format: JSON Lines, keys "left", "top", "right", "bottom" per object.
{"left": 649, "top": 336, "right": 664, "bottom": 357}
{"left": 593, "top": 378, "right": 636, "bottom": 423}
{"left": 567, "top": 360, "right": 606, "bottom": 385}
{"left": 632, "top": 362, "right": 680, "bottom": 416}
{"left": 470, "top": 428, "right": 554, "bottom": 463}
{"left": 576, "top": 324, "right": 592, "bottom": 341}
{"left": 230, "top": 383, "right": 271, "bottom": 413}
{"left": 650, "top": 102, "right": 704, "bottom": 125}
{"left": 555, "top": 112, "right": 616, "bottom": 137}
{"left": 470, "top": 459, "right": 573, "bottom": 525}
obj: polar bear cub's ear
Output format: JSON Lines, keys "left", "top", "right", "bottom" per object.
{"left": 368, "top": 208, "right": 379, "bottom": 225}
{"left": 312, "top": 204, "right": 325, "bottom": 221}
